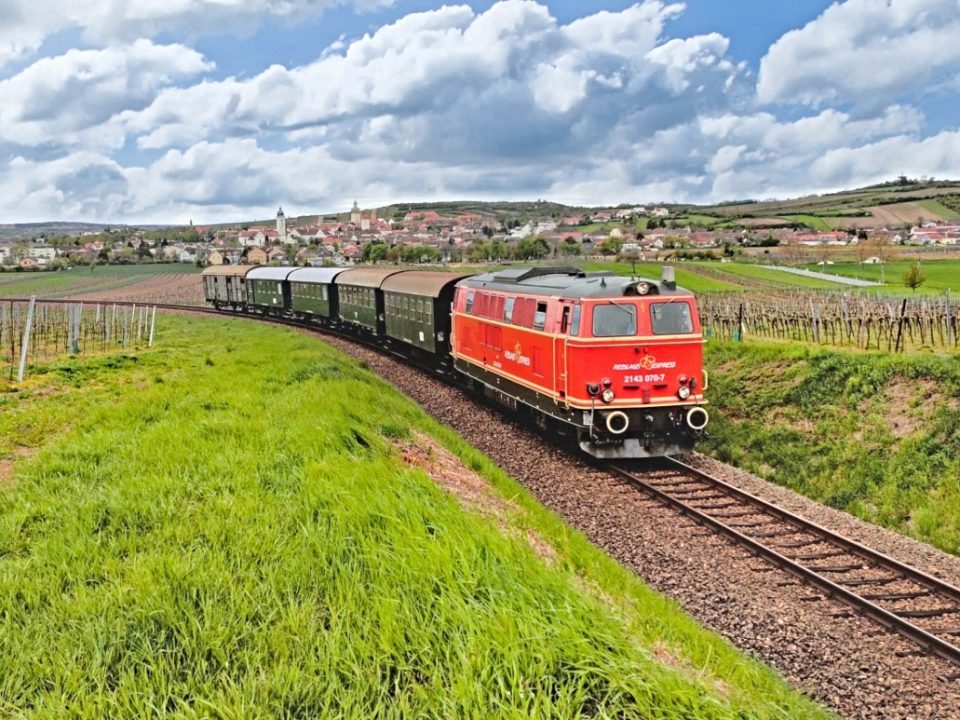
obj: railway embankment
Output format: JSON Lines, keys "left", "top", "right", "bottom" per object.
{"left": 0, "top": 315, "right": 830, "bottom": 718}
{"left": 702, "top": 341, "right": 960, "bottom": 555}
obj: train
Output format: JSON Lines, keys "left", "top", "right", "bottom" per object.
{"left": 201, "top": 264, "right": 708, "bottom": 459}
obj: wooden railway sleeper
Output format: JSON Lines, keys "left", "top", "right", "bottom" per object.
{"left": 710, "top": 510, "right": 757, "bottom": 520}
{"left": 836, "top": 575, "right": 899, "bottom": 587}
{"left": 793, "top": 549, "right": 847, "bottom": 561}
{"left": 776, "top": 538, "right": 820, "bottom": 549}
{"left": 808, "top": 563, "right": 865, "bottom": 573}
{"left": 726, "top": 519, "right": 777, "bottom": 529}
{"left": 692, "top": 500, "right": 741, "bottom": 511}
{"left": 751, "top": 526, "right": 800, "bottom": 539}
{"left": 896, "top": 607, "right": 960, "bottom": 619}
{"left": 863, "top": 590, "right": 933, "bottom": 602}
{"left": 668, "top": 488, "right": 722, "bottom": 498}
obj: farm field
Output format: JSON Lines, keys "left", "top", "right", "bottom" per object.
{"left": 800, "top": 260, "right": 960, "bottom": 293}
{"left": 0, "top": 264, "right": 202, "bottom": 300}
{"left": 704, "top": 340, "right": 960, "bottom": 554}
{"left": 699, "top": 262, "right": 847, "bottom": 290}
{"left": 784, "top": 215, "right": 831, "bottom": 231}
{"left": 0, "top": 315, "right": 830, "bottom": 718}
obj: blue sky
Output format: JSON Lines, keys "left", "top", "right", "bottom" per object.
{"left": 0, "top": 0, "right": 957, "bottom": 223}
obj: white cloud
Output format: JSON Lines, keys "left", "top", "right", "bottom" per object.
{"left": 0, "top": 0, "right": 394, "bottom": 71}
{"left": 0, "top": 0, "right": 958, "bottom": 222}
{"left": 119, "top": 0, "right": 744, "bottom": 166}
{"left": 0, "top": 40, "right": 211, "bottom": 148}
{"left": 758, "top": 0, "right": 960, "bottom": 108}
{"left": 0, "top": 152, "right": 130, "bottom": 221}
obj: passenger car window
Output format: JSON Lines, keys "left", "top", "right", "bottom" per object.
{"left": 592, "top": 304, "right": 637, "bottom": 337}
{"left": 650, "top": 302, "right": 694, "bottom": 335}
{"left": 533, "top": 301, "right": 547, "bottom": 330}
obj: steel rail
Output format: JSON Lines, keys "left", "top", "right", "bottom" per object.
{"left": 610, "top": 457, "right": 960, "bottom": 667}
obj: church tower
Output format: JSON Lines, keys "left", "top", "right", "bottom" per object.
{"left": 350, "top": 200, "right": 362, "bottom": 225}
{"left": 276, "top": 207, "right": 286, "bottom": 242}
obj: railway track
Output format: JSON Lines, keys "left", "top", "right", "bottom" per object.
{"left": 613, "top": 456, "right": 960, "bottom": 671}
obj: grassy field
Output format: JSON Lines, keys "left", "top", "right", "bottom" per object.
{"left": 919, "top": 199, "right": 960, "bottom": 221}
{"left": 0, "top": 315, "right": 831, "bottom": 717}
{"left": 800, "top": 260, "right": 960, "bottom": 293}
{"left": 699, "top": 263, "right": 848, "bottom": 290}
{"left": 785, "top": 215, "right": 831, "bottom": 231}
{"left": 704, "top": 340, "right": 960, "bottom": 554}
{"left": 577, "top": 260, "right": 743, "bottom": 293}
{"left": 0, "top": 264, "right": 201, "bottom": 299}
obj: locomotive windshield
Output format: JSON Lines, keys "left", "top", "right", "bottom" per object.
{"left": 651, "top": 301, "right": 694, "bottom": 334}
{"left": 592, "top": 303, "right": 637, "bottom": 337}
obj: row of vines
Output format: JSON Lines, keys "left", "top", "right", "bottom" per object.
{"left": 1, "top": 300, "right": 158, "bottom": 381}
{"left": 700, "top": 292, "right": 958, "bottom": 351}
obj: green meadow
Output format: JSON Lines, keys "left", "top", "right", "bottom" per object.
{"left": 704, "top": 340, "right": 960, "bottom": 554}
{"left": 0, "top": 315, "right": 831, "bottom": 718}
{"left": 800, "top": 260, "right": 960, "bottom": 294}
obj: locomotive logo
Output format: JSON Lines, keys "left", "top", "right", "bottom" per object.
{"left": 515, "top": 342, "right": 522, "bottom": 355}
{"left": 613, "top": 356, "right": 677, "bottom": 371}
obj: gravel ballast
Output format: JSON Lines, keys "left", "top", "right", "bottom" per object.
{"left": 313, "top": 331, "right": 960, "bottom": 719}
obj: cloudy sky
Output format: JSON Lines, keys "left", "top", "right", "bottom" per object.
{"left": 0, "top": 0, "right": 958, "bottom": 224}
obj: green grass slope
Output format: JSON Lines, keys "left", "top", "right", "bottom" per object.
{"left": 0, "top": 316, "right": 830, "bottom": 718}
{"left": 704, "top": 341, "right": 960, "bottom": 554}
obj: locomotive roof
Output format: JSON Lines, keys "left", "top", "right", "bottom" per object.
{"left": 459, "top": 267, "right": 691, "bottom": 299}
{"left": 381, "top": 271, "right": 472, "bottom": 298}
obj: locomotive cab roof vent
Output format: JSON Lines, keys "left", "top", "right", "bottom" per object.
{"left": 660, "top": 265, "right": 677, "bottom": 291}
{"left": 492, "top": 266, "right": 583, "bottom": 283}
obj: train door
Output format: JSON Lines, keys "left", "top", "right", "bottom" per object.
{"left": 554, "top": 301, "right": 575, "bottom": 404}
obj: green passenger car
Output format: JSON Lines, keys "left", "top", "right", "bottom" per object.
{"left": 383, "top": 292, "right": 437, "bottom": 352}
{"left": 334, "top": 268, "right": 405, "bottom": 334}
{"left": 288, "top": 268, "right": 347, "bottom": 319}
{"left": 381, "top": 271, "right": 471, "bottom": 355}
{"left": 246, "top": 267, "right": 297, "bottom": 309}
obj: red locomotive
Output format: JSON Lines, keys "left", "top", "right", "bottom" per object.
{"left": 202, "top": 264, "right": 708, "bottom": 459}
{"left": 451, "top": 267, "right": 707, "bottom": 458}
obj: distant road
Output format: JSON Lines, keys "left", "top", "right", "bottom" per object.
{"left": 762, "top": 265, "right": 883, "bottom": 287}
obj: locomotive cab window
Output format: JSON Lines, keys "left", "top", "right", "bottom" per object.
{"left": 533, "top": 301, "right": 547, "bottom": 330}
{"left": 503, "top": 297, "right": 515, "bottom": 323}
{"left": 570, "top": 305, "right": 581, "bottom": 336}
{"left": 592, "top": 303, "right": 637, "bottom": 337}
{"left": 465, "top": 291, "right": 475, "bottom": 314}
{"left": 650, "top": 301, "right": 694, "bottom": 335}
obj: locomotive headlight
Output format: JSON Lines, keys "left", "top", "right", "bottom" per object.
{"left": 601, "top": 389, "right": 616, "bottom": 403}
{"left": 678, "top": 386, "right": 691, "bottom": 400}
{"left": 602, "top": 377, "right": 612, "bottom": 388}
